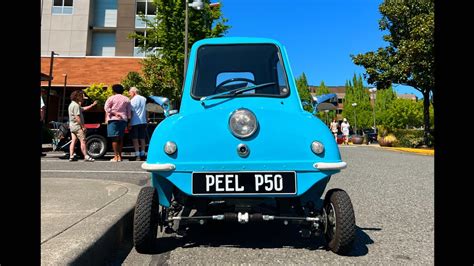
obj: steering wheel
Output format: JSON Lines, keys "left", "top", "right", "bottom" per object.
{"left": 214, "top": 78, "right": 256, "bottom": 94}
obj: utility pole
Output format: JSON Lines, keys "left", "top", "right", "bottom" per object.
{"left": 45, "top": 51, "right": 59, "bottom": 123}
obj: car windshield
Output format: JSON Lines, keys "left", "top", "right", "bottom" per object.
{"left": 191, "top": 44, "right": 290, "bottom": 98}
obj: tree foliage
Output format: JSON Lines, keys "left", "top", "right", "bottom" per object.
{"left": 84, "top": 84, "right": 130, "bottom": 106}
{"left": 295, "top": 72, "right": 312, "bottom": 112}
{"left": 351, "top": 0, "right": 434, "bottom": 145}
{"left": 121, "top": 71, "right": 145, "bottom": 93}
{"left": 129, "top": 0, "right": 230, "bottom": 106}
{"left": 383, "top": 98, "right": 424, "bottom": 130}
{"left": 341, "top": 74, "right": 373, "bottom": 133}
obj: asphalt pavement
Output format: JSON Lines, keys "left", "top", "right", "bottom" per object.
{"left": 40, "top": 144, "right": 434, "bottom": 265}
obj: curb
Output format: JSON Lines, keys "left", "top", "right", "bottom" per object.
{"left": 41, "top": 180, "right": 141, "bottom": 266}
{"left": 71, "top": 208, "right": 134, "bottom": 265}
{"left": 380, "top": 147, "right": 434, "bottom": 156}
{"left": 341, "top": 143, "right": 434, "bottom": 155}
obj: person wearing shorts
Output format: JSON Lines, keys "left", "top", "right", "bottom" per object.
{"left": 104, "top": 84, "right": 131, "bottom": 162}
{"left": 68, "top": 90, "right": 97, "bottom": 161}
{"left": 129, "top": 87, "right": 148, "bottom": 161}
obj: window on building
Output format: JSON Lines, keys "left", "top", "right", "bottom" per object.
{"left": 134, "top": 31, "right": 160, "bottom": 57}
{"left": 136, "top": 1, "right": 146, "bottom": 14}
{"left": 52, "top": 0, "right": 74, "bottom": 14}
{"left": 136, "top": 0, "right": 157, "bottom": 28}
{"left": 147, "top": 2, "right": 156, "bottom": 15}
{"left": 338, "top": 98, "right": 343, "bottom": 104}
{"left": 91, "top": 32, "right": 116, "bottom": 56}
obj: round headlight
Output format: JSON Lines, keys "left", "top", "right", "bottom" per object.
{"left": 311, "top": 141, "right": 325, "bottom": 155}
{"left": 164, "top": 141, "right": 177, "bottom": 155}
{"left": 229, "top": 108, "right": 258, "bottom": 138}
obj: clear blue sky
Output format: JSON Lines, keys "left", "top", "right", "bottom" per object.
{"left": 220, "top": 0, "right": 422, "bottom": 98}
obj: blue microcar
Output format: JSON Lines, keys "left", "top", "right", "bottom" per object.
{"left": 133, "top": 37, "right": 355, "bottom": 255}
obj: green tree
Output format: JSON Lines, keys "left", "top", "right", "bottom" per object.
{"left": 84, "top": 83, "right": 109, "bottom": 106}
{"left": 315, "top": 81, "right": 331, "bottom": 95}
{"left": 351, "top": 0, "right": 434, "bottom": 145}
{"left": 384, "top": 98, "right": 424, "bottom": 130}
{"left": 84, "top": 84, "right": 130, "bottom": 107}
{"left": 121, "top": 71, "right": 145, "bottom": 94}
{"left": 130, "top": 0, "right": 230, "bottom": 106}
{"left": 375, "top": 86, "right": 397, "bottom": 128}
{"left": 342, "top": 75, "right": 373, "bottom": 133}
{"left": 295, "top": 72, "right": 312, "bottom": 112}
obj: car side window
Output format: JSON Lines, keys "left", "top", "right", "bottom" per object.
{"left": 276, "top": 60, "right": 289, "bottom": 95}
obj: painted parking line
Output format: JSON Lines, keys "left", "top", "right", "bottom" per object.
{"left": 41, "top": 170, "right": 148, "bottom": 174}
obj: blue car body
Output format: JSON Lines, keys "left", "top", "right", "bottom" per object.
{"left": 143, "top": 37, "right": 346, "bottom": 207}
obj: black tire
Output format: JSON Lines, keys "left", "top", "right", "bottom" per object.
{"left": 323, "top": 189, "right": 356, "bottom": 255}
{"left": 133, "top": 187, "right": 159, "bottom": 253}
{"left": 86, "top": 135, "right": 107, "bottom": 159}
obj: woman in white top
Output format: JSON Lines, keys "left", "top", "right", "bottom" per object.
{"left": 330, "top": 118, "right": 339, "bottom": 141}
{"left": 341, "top": 118, "right": 350, "bottom": 145}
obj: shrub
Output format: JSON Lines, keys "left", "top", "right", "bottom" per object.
{"left": 392, "top": 129, "right": 425, "bottom": 148}
{"left": 84, "top": 84, "right": 130, "bottom": 106}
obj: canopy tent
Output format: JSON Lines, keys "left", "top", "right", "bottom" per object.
{"left": 41, "top": 73, "right": 53, "bottom": 81}
{"left": 312, "top": 93, "right": 338, "bottom": 113}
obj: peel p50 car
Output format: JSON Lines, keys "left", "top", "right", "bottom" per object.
{"left": 133, "top": 37, "right": 355, "bottom": 254}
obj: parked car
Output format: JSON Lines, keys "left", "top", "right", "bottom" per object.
{"left": 134, "top": 37, "right": 355, "bottom": 255}
{"left": 362, "top": 129, "right": 378, "bottom": 144}
{"left": 52, "top": 97, "right": 164, "bottom": 159}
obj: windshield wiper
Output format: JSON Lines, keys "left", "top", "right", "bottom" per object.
{"left": 200, "top": 82, "right": 276, "bottom": 105}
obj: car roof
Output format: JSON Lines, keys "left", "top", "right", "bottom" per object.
{"left": 193, "top": 37, "right": 284, "bottom": 48}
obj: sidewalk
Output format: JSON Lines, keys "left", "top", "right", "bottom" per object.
{"left": 41, "top": 178, "right": 141, "bottom": 265}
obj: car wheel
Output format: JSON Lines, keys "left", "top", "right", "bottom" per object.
{"left": 134, "top": 187, "right": 160, "bottom": 253}
{"left": 323, "top": 189, "right": 356, "bottom": 255}
{"left": 86, "top": 135, "right": 107, "bottom": 159}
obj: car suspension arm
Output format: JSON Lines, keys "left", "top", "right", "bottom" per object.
{"left": 166, "top": 212, "right": 320, "bottom": 225}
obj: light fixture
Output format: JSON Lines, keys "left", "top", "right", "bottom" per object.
{"left": 229, "top": 108, "right": 258, "bottom": 139}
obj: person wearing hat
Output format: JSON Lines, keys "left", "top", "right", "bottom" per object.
{"left": 341, "top": 118, "right": 350, "bottom": 145}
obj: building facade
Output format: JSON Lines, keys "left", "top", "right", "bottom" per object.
{"left": 41, "top": 0, "right": 156, "bottom": 122}
{"left": 41, "top": 0, "right": 156, "bottom": 57}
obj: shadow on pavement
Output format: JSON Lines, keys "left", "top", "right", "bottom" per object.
{"left": 141, "top": 223, "right": 379, "bottom": 257}
{"left": 344, "top": 226, "right": 379, "bottom": 257}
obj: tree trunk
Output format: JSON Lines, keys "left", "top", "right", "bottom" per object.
{"left": 422, "top": 90, "right": 431, "bottom": 146}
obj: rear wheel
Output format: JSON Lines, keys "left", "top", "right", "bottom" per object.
{"left": 133, "top": 187, "right": 160, "bottom": 253}
{"left": 86, "top": 135, "right": 107, "bottom": 159}
{"left": 323, "top": 189, "right": 356, "bottom": 255}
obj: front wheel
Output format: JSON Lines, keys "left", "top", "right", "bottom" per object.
{"left": 133, "top": 187, "right": 159, "bottom": 253}
{"left": 323, "top": 189, "right": 356, "bottom": 255}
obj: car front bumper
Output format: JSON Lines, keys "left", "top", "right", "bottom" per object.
{"left": 141, "top": 161, "right": 347, "bottom": 172}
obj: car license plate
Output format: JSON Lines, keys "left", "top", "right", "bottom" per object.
{"left": 192, "top": 171, "right": 296, "bottom": 195}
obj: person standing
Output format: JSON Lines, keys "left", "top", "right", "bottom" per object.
{"left": 104, "top": 84, "right": 131, "bottom": 162}
{"left": 341, "top": 118, "right": 350, "bottom": 145}
{"left": 41, "top": 95, "right": 46, "bottom": 156}
{"left": 68, "top": 90, "right": 97, "bottom": 161}
{"left": 330, "top": 118, "right": 339, "bottom": 142}
{"left": 129, "top": 87, "right": 148, "bottom": 161}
